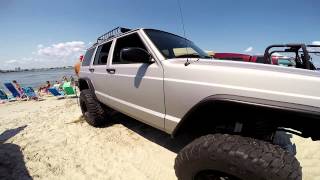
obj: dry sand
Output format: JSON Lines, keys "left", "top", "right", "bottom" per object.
{"left": 0, "top": 97, "right": 319, "bottom": 180}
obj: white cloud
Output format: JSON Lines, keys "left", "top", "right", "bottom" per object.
{"left": 5, "top": 59, "right": 18, "bottom": 64}
{"left": 312, "top": 41, "right": 320, "bottom": 45}
{"left": 37, "top": 41, "right": 86, "bottom": 58}
{"left": 244, "top": 46, "right": 253, "bottom": 52}
{"left": 1, "top": 41, "right": 88, "bottom": 70}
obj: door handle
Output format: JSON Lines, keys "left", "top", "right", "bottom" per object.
{"left": 89, "top": 68, "right": 95, "bottom": 72}
{"left": 106, "top": 68, "right": 116, "bottom": 74}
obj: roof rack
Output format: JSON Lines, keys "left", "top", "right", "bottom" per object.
{"left": 96, "top": 27, "right": 131, "bottom": 43}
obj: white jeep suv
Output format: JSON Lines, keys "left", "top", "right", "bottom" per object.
{"left": 78, "top": 27, "right": 320, "bottom": 180}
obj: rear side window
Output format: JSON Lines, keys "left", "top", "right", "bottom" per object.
{"left": 82, "top": 48, "right": 95, "bottom": 66}
{"left": 93, "top": 42, "right": 112, "bottom": 65}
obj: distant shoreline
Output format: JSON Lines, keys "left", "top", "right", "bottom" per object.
{"left": 0, "top": 68, "right": 75, "bottom": 89}
{"left": 0, "top": 66, "right": 73, "bottom": 73}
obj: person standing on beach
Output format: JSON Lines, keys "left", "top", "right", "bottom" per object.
{"left": 74, "top": 55, "right": 83, "bottom": 77}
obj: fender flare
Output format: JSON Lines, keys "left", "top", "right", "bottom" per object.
{"left": 78, "top": 77, "right": 95, "bottom": 92}
{"left": 171, "top": 94, "right": 320, "bottom": 136}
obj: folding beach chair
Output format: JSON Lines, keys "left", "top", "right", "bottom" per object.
{"left": 0, "top": 89, "right": 8, "bottom": 100}
{"left": 48, "top": 87, "right": 65, "bottom": 99}
{"left": 4, "top": 83, "right": 22, "bottom": 98}
{"left": 22, "top": 87, "right": 42, "bottom": 101}
{"left": 0, "top": 88, "right": 17, "bottom": 102}
{"left": 62, "top": 82, "right": 77, "bottom": 97}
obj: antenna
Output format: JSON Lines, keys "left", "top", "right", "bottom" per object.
{"left": 177, "top": 0, "right": 190, "bottom": 66}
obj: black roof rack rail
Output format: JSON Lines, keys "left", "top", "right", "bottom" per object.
{"left": 96, "top": 27, "right": 131, "bottom": 43}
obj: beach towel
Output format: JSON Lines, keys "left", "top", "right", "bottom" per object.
{"left": 4, "top": 83, "right": 21, "bottom": 98}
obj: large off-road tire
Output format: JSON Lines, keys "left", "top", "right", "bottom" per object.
{"left": 174, "top": 134, "right": 301, "bottom": 180}
{"left": 80, "top": 89, "right": 108, "bottom": 127}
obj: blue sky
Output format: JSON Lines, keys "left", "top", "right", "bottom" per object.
{"left": 0, "top": 0, "right": 319, "bottom": 69}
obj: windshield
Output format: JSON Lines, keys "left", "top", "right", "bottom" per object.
{"left": 277, "top": 58, "right": 296, "bottom": 67}
{"left": 310, "top": 53, "right": 320, "bottom": 70}
{"left": 308, "top": 47, "right": 320, "bottom": 70}
{"left": 144, "top": 29, "right": 211, "bottom": 59}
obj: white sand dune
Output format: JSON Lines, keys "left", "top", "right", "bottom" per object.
{"left": 0, "top": 97, "right": 319, "bottom": 180}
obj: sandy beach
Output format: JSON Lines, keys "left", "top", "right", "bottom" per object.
{"left": 0, "top": 97, "right": 319, "bottom": 180}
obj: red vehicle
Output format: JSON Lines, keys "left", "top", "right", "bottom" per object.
{"left": 213, "top": 53, "right": 294, "bottom": 66}
{"left": 213, "top": 53, "right": 252, "bottom": 62}
{"left": 251, "top": 55, "right": 296, "bottom": 66}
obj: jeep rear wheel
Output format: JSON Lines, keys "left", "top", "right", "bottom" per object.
{"left": 80, "top": 89, "right": 109, "bottom": 127}
{"left": 174, "top": 134, "right": 301, "bottom": 180}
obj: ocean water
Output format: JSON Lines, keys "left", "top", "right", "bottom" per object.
{"left": 0, "top": 68, "right": 76, "bottom": 91}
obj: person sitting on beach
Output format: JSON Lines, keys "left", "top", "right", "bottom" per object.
{"left": 44, "top": 81, "right": 51, "bottom": 92}
{"left": 38, "top": 81, "right": 51, "bottom": 94}
{"left": 37, "top": 84, "right": 44, "bottom": 94}
{"left": 62, "top": 76, "right": 69, "bottom": 84}
{"left": 70, "top": 76, "right": 75, "bottom": 86}
{"left": 12, "top": 80, "right": 24, "bottom": 95}
{"left": 53, "top": 81, "right": 62, "bottom": 91}
{"left": 12, "top": 80, "right": 28, "bottom": 99}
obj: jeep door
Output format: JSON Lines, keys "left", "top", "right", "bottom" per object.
{"left": 90, "top": 40, "right": 114, "bottom": 95}
{"left": 99, "top": 32, "right": 165, "bottom": 130}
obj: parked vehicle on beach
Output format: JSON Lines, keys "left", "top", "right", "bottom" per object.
{"left": 78, "top": 27, "right": 320, "bottom": 180}
{"left": 213, "top": 53, "right": 297, "bottom": 66}
{"left": 213, "top": 53, "right": 252, "bottom": 62}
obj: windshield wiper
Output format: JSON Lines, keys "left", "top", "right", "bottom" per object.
{"left": 176, "top": 53, "right": 212, "bottom": 59}
{"left": 176, "top": 53, "right": 201, "bottom": 58}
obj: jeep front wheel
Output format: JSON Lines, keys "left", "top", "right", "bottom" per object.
{"left": 174, "top": 134, "right": 301, "bottom": 180}
{"left": 80, "top": 89, "right": 109, "bottom": 127}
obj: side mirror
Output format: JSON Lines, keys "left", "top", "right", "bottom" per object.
{"left": 120, "top": 47, "right": 152, "bottom": 63}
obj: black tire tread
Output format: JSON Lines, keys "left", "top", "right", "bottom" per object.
{"left": 80, "top": 89, "right": 108, "bottom": 127}
{"left": 175, "top": 134, "right": 301, "bottom": 180}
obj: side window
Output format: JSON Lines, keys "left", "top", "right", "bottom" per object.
{"left": 113, "top": 33, "right": 147, "bottom": 64}
{"left": 82, "top": 48, "right": 95, "bottom": 66}
{"left": 93, "top": 42, "right": 112, "bottom": 65}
